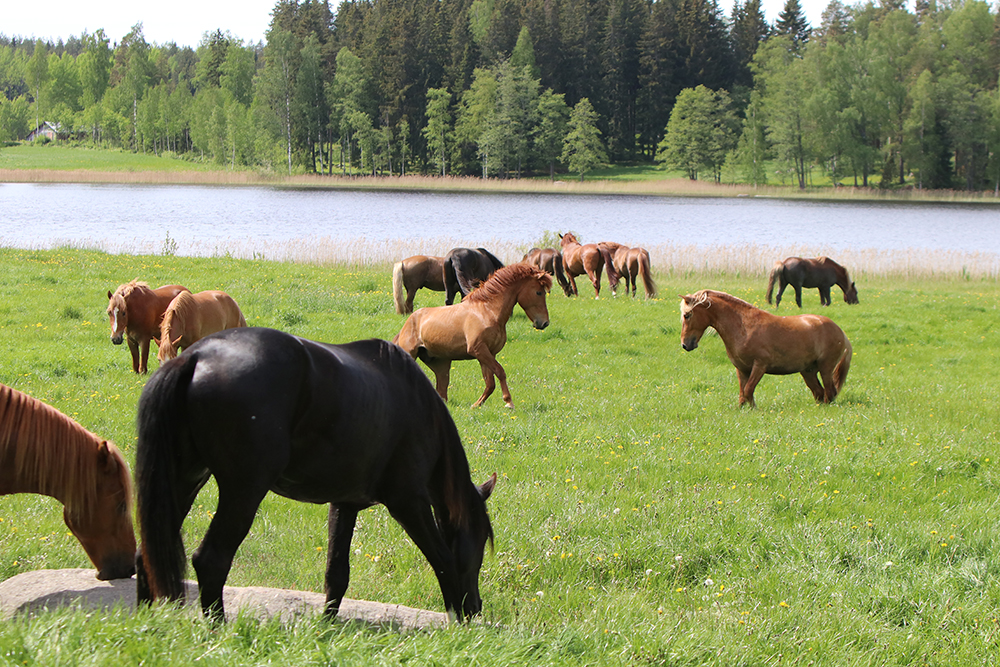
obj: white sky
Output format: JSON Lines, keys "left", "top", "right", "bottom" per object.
{"left": 3, "top": 0, "right": 832, "bottom": 50}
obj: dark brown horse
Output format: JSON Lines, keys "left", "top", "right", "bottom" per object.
{"left": 135, "top": 328, "right": 495, "bottom": 621}
{"left": 680, "top": 290, "right": 852, "bottom": 408}
{"left": 559, "top": 232, "right": 619, "bottom": 298}
{"left": 766, "top": 257, "right": 858, "bottom": 308}
{"left": 107, "top": 280, "right": 189, "bottom": 373}
{"left": 600, "top": 242, "right": 657, "bottom": 298}
{"left": 394, "top": 264, "right": 552, "bottom": 408}
{"left": 392, "top": 255, "right": 446, "bottom": 314}
{"left": 0, "top": 383, "right": 136, "bottom": 580}
{"left": 523, "top": 247, "right": 573, "bottom": 296}
{"left": 157, "top": 290, "right": 247, "bottom": 362}
{"left": 443, "top": 247, "right": 505, "bottom": 305}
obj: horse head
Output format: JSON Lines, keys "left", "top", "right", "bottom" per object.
{"left": 679, "top": 292, "right": 712, "bottom": 351}
{"left": 63, "top": 441, "right": 137, "bottom": 580}
{"left": 516, "top": 267, "right": 553, "bottom": 330}
{"left": 106, "top": 290, "right": 128, "bottom": 345}
{"left": 448, "top": 473, "right": 496, "bottom": 621}
{"left": 844, "top": 281, "right": 859, "bottom": 304}
{"left": 558, "top": 232, "right": 578, "bottom": 248}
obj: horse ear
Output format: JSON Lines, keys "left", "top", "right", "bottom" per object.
{"left": 97, "top": 441, "right": 115, "bottom": 470}
{"left": 172, "top": 336, "right": 182, "bottom": 347}
{"left": 107, "top": 290, "right": 113, "bottom": 300}
{"left": 478, "top": 472, "right": 497, "bottom": 501}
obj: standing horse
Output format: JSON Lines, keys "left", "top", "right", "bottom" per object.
{"left": 559, "top": 232, "right": 619, "bottom": 298}
{"left": 393, "top": 264, "right": 552, "bottom": 408}
{"left": 106, "top": 280, "right": 189, "bottom": 374}
{"left": 392, "top": 255, "right": 446, "bottom": 314}
{"left": 680, "top": 290, "right": 852, "bottom": 408}
{"left": 134, "top": 329, "right": 495, "bottom": 621}
{"left": 443, "top": 247, "right": 505, "bottom": 305}
{"left": 157, "top": 290, "right": 247, "bottom": 362}
{"left": 523, "top": 247, "right": 573, "bottom": 296}
{"left": 600, "top": 242, "right": 657, "bottom": 298}
{"left": 766, "top": 257, "right": 859, "bottom": 308}
{"left": 0, "top": 383, "right": 135, "bottom": 580}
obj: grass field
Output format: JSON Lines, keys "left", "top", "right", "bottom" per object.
{"left": 0, "top": 246, "right": 998, "bottom": 665}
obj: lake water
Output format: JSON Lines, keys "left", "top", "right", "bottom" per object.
{"left": 2, "top": 182, "right": 998, "bottom": 273}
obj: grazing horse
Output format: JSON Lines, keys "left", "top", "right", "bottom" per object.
{"left": 392, "top": 255, "right": 446, "bottom": 314}
{"left": 766, "top": 257, "right": 859, "bottom": 308}
{"left": 393, "top": 264, "right": 552, "bottom": 408}
{"left": 600, "top": 242, "right": 657, "bottom": 298}
{"left": 157, "top": 290, "right": 247, "bottom": 362}
{"left": 523, "top": 247, "right": 573, "bottom": 297}
{"left": 443, "top": 247, "right": 505, "bottom": 305}
{"left": 679, "top": 290, "right": 852, "bottom": 408}
{"left": 558, "top": 232, "right": 619, "bottom": 298}
{"left": 0, "top": 383, "right": 136, "bottom": 580}
{"left": 134, "top": 329, "right": 495, "bottom": 621}
{"left": 106, "top": 281, "right": 189, "bottom": 374}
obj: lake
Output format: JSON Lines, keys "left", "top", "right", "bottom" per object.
{"left": 2, "top": 183, "right": 998, "bottom": 274}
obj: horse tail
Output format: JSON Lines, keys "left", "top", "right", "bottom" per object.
{"left": 392, "top": 261, "right": 406, "bottom": 314}
{"left": 765, "top": 261, "right": 783, "bottom": 304}
{"left": 135, "top": 353, "right": 199, "bottom": 602}
{"left": 478, "top": 248, "right": 505, "bottom": 271}
{"left": 598, "top": 245, "right": 620, "bottom": 290}
{"left": 638, "top": 250, "right": 657, "bottom": 298}
{"left": 833, "top": 336, "right": 852, "bottom": 398}
{"left": 553, "top": 253, "right": 572, "bottom": 296}
{"left": 454, "top": 261, "right": 479, "bottom": 297}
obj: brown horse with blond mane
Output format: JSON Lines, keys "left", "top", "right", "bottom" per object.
{"left": 599, "top": 242, "right": 657, "bottom": 298}
{"left": 680, "top": 290, "right": 852, "bottom": 408}
{"left": 0, "top": 383, "right": 136, "bottom": 580}
{"left": 157, "top": 290, "right": 247, "bottom": 362}
{"left": 393, "top": 263, "right": 552, "bottom": 408}
{"left": 107, "top": 280, "right": 189, "bottom": 374}
{"left": 558, "top": 232, "right": 619, "bottom": 298}
{"left": 392, "top": 255, "right": 446, "bottom": 314}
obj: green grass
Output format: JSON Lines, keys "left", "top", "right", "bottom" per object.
{"left": 1, "top": 247, "right": 999, "bottom": 665}
{"left": 0, "top": 144, "right": 217, "bottom": 173}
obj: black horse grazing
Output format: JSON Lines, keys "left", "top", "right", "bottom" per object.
{"left": 134, "top": 327, "right": 495, "bottom": 622}
{"left": 443, "top": 247, "right": 504, "bottom": 305}
{"left": 766, "top": 257, "right": 859, "bottom": 308}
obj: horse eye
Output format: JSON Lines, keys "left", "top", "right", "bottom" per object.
{"left": 683, "top": 312, "right": 691, "bottom": 319}
{"left": 536, "top": 291, "right": 543, "bottom": 296}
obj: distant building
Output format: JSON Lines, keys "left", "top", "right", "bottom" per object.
{"left": 26, "top": 122, "right": 65, "bottom": 142}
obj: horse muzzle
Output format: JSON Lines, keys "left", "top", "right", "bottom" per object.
{"left": 681, "top": 339, "right": 698, "bottom": 352}
{"left": 111, "top": 334, "right": 124, "bottom": 345}
{"left": 533, "top": 319, "right": 549, "bottom": 330}
{"left": 96, "top": 553, "right": 137, "bottom": 580}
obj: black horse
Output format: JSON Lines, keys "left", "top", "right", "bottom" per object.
{"left": 443, "top": 247, "right": 504, "bottom": 305}
{"left": 766, "top": 256, "right": 859, "bottom": 308}
{"left": 134, "top": 327, "right": 495, "bottom": 622}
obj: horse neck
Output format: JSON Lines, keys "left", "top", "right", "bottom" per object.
{"left": 835, "top": 268, "right": 851, "bottom": 291}
{"left": 702, "top": 297, "right": 750, "bottom": 341}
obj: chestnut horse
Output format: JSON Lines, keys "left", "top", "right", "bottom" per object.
{"left": 157, "top": 290, "right": 247, "bottom": 362}
{"left": 393, "top": 264, "right": 552, "bottom": 408}
{"left": 135, "top": 329, "right": 495, "bottom": 621}
{"left": 0, "top": 383, "right": 136, "bottom": 580}
{"left": 600, "top": 242, "right": 657, "bottom": 298}
{"left": 558, "top": 232, "right": 619, "bottom": 298}
{"left": 392, "top": 255, "right": 446, "bottom": 314}
{"left": 107, "top": 281, "right": 189, "bottom": 373}
{"left": 443, "top": 247, "right": 505, "bottom": 305}
{"left": 680, "top": 290, "right": 852, "bottom": 408}
{"left": 523, "top": 247, "right": 573, "bottom": 296}
{"left": 766, "top": 257, "right": 859, "bottom": 308}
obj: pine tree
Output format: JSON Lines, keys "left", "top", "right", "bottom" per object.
{"left": 562, "top": 97, "right": 607, "bottom": 181}
{"left": 775, "top": 0, "right": 811, "bottom": 50}
{"left": 730, "top": 0, "right": 769, "bottom": 89}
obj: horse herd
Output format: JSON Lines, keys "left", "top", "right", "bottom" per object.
{"left": 1, "top": 240, "right": 859, "bottom": 625}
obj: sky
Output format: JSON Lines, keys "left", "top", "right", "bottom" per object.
{"left": 3, "top": 0, "right": 832, "bottom": 49}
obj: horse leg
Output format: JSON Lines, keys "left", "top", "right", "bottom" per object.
{"left": 405, "top": 286, "right": 417, "bottom": 314}
{"left": 819, "top": 286, "right": 831, "bottom": 306}
{"left": 139, "top": 338, "right": 152, "bottom": 374}
{"left": 588, "top": 266, "right": 602, "bottom": 298}
{"left": 739, "top": 364, "right": 766, "bottom": 408}
{"left": 423, "top": 357, "right": 453, "bottom": 401}
{"left": 794, "top": 285, "right": 803, "bottom": 308}
{"left": 774, "top": 282, "right": 786, "bottom": 308}
{"left": 800, "top": 371, "right": 826, "bottom": 403}
{"left": 567, "top": 273, "right": 579, "bottom": 296}
{"left": 473, "top": 352, "right": 510, "bottom": 408}
{"left": 324, "top": 504, "right": 359, "bottom": 617}
{"left": 818, "top": 366, "right": 839, "bottom": 403}
{"left": 126, "top": 337, "right": 141, "bottom": 373}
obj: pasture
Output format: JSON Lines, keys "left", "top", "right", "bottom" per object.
{"left": 0, "top": 246, "right": 997, "bottom": 665}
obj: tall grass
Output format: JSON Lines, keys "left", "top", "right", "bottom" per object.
{"left": 0, "top": 247, "right": 998, "bottom": 665}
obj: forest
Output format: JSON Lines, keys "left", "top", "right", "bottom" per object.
{"left": 1, "top": 0, "right": 999, "bottom": 190}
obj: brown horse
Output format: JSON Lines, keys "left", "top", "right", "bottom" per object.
{"left": 0, "top": 383, "right": 136, "bottom": 580}
{"left": 559, "top": 232, "right": 619, "bottom": 298}
{"left": 393, "top": 263, "right": 552, "bottom": 408}
{"left": 766, "top": 257, "right": 859, "bottom": 308}
{"left": 680, "top": 290, "right": 852, "bottom": 408}
{"left": 523, "top": 247, "right": 573, "bottom": 296}
{"left": 157, "top": 290, "right": 247, "bottom": 362}
{"left": 107, "top": 280, "right": 189, "bottom": 374}
{"left": 392, "top": 255, "right": 446, "bottom": 314}
{"left": 600, "top": 242, "right": 657, "bottom": 298}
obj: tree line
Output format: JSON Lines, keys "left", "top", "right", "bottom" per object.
{"left": 1, "top": 0, "right": 999, "bottom": 189}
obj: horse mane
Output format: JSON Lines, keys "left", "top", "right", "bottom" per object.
{"left": 0, "top": 384, "right": 131, "bottom": 518}
{"left": 113, "top": 279, "right": 151, "bottom": 300}
{"left": 161, "top": 291, "right": 195, "bottom": 339}
{"left": 465, "top": 263, "right": 552, "bottom": 303}
{"left": 682, "top": 289, "right": 756, "bottom": 314}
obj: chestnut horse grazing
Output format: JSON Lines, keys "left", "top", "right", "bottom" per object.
{"left": 680, "top": 290, "right": 852, "bottom": 408}
{"left": 157, "top": 290, "right": 247, "bottom": 362}
{"left": 393, "top": 264, "right": 552, "bottom": 408}
{"left": 392, "top": 255, "right": 446, "bottom": 314}
{"left": 443, "top": 247, "right": 505, "bottom": 305}
{"left": 0, "top": 383, "right": 136, "bottom": 580}
{"left": 766, "top": 257, "right": 859, "bottom": 308}
{"left": 559, "top": 232, "right": 619, "bottom": 298}
{"left": 523, "top": 247, "right": 573, "bottom": 296}
{"left": 135, "top": 329, "right": 495, "bottom": 621}
{"left": 107, "top": 281, "right": 189, "bottom": 373}
{"left": 600, "top": 242, "right": 657, "bottom": 298}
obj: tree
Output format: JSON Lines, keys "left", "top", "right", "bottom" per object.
{"left": 327, "top": 47, "right": 372, "bottom": 174}
{"left": 511, "top": 27, "right": 540, "bottom": 79}
{"left": 656, "top": 85, "right": 738, "bottom": 182}
{"left": 775, "top": 0, "right": 811, "bottom": 50}
{"left": 730, "top": 0, "right": 770, "bottom": 89}
{"left": 729, "top": 88, "right": 769, "bottom": 185}
{"left": 534, "top": 88, "right": 570, "bottom": 178}
{"left": 294, "top": 34, "right": 328, "bottom": 172}
{"left": 257, "top": 27, "right": 297, "bottom": 174}
{"left": 562, "top": 97, "right": 607, "bottom": 181}
{"left": 78, "top": 30, "right": 112, "bottom": 109}
{"left": 423, "top": 87, "right": 452, "bottom": 175}
{"left": 116, "top": 24, "right": 153, "bottom": 149}
{"left": 454, "top": 67, "right": 498, "bottom": 176}
{"left": 220, "top": 42, "right": 256, "bottom": 107}
{"left": 600, "top": 0, "right": 645, "bottom": 160}
{"left": 754, "top": 35, "right": 813, "bottom": 188}
{"left": 26, "top": 40, "right": 49, "bottom": 130}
